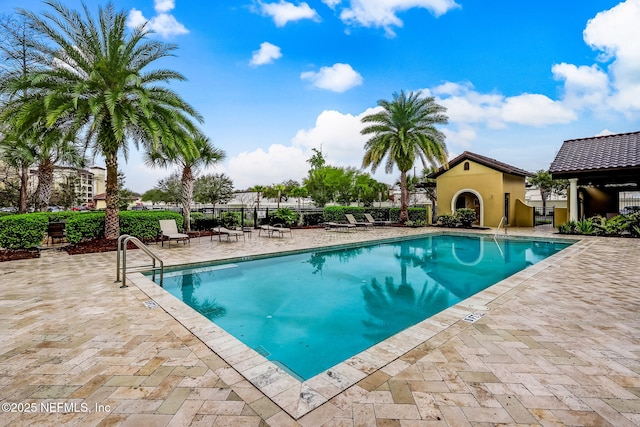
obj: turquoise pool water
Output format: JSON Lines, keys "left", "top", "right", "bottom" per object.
{"left": 152, "top": 234, "right": 571, "bottom": 380}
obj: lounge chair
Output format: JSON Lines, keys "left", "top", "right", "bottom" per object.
{"left": 212, "top": 226, "right": 245, "bottom": 241}
{"left": 159, "top": 219, "right": 190, "bottom": 247}
{"left": 345, "top": 214, "right": 373, "bottom": 229}
{"left": 324, "top": 222, "right": 356, "bottom": 232}
{"left": 364, "top": 213, "right": 392, "bottom": 227}
{"left": 258, "top": 224, "right": 292, "bottom": 237}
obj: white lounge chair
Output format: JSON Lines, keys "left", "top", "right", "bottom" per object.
{"left": 159, "top": 219, "right": 190, "bottom": 247}
{"left": 364, "top": 213, "right": 392, "bottom": 227}
{"left": 345, "top": 214, "right": 373, "bottom": 229}
{"left": 258, "top": 224, "right": 292, "bottom": 237}
{"left": 324, "top": 222, "right": 356, "bottom": 232}
{"left": 212, "top": 226, "right": 245, "bottom": 241}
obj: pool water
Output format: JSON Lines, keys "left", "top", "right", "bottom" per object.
{"left": 153, "top": 234, "right": 571, "bottom": 380}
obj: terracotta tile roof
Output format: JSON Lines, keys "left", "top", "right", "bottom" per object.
{"left": 549, "top": 131, "right": 640, "bottom": 174}
{"left": 428, "top": 151, "right": 531, "bottom": 178}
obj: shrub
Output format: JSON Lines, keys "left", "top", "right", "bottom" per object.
{"left": 0, "top": 213, "right": 48, "bottom": 249}
{"left": 575, "top": 218, "right": 594, "bottom": 235}
{"left": 365, "top": 208, "right": 392, "bottom": 222}
{"left": 437, "top": 214, "right": 459, "bottom": 228}
{"left": 389, "top": 208, "right": 427, "bottom": 223}
{"left": 119, "top": 211, "right": 184, "bottom": 240}
{"left": 456, "top": 208, "right": 477, "bottom": 227}
{"left": 270, "top": 208, "right": 298, "bottom": 226}
{"left": 220, "top": 211, "right": 241, "bottom": 228}
{"left": 323, "top": 206, "right": 366, "bottom": 223}
{"left": 65, "top": 213, "right": 105, "bottom": 243}
{"left": 300, "top": 212, "right": 324, "bottom": 226}
{"left": 192, "top": 217, "right": 218, "bottom": 231}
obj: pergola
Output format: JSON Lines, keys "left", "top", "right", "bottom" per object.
{"left": 549, "top": 131, "right": 640, "bottom": 220}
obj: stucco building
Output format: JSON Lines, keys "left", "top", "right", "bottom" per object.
{"left": 429, "top": 151, "right": 532, "bottom": 227}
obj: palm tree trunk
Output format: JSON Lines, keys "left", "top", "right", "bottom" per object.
{"left": 36, "top": 159, "right": 54, "bottom": 212}
{"left": 181, "top": 166, "right": 193, "bottom": 232}
{"left": 399, "top": 170, "right": 409, "bottom": 223}
{"left": 18, "top": 164, "right": 28, "bottom": 214}
{"left": 104, "top": 154, "right": 119, "bottom": 240}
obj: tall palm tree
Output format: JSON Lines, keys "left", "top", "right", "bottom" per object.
{"left": 146, "top": 133, "right": 225, "bottom": 231}
{"left": 7, "top": 1, "right": 201, "bottom": 238}
{"left": 361, "top": 90, "right": 448, "bottom": 222}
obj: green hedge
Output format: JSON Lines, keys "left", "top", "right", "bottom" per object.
{"left": 65, "top": 213, "right": 105, "bottom": 243}
{"left": 65, "top": 211, "right": 185, "bottom": 244}
{"left": 119, "top": 211, "right": 184, "bottom": 241}
{"left": 0, "top": 213, "right": 48, "bottom": 249}
{"left": 323, "top": 206, "right": 366, "bottom": 222}
{"left": 389, "top": 208, "right": 427, "bottom": 222}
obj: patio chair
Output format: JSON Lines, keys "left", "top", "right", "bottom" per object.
{"left": 47, "top": 221, "right": 66, "bottom": 245}
{"left": 213, "top": 226, "right": 245, "bottom": 242}
{"left": 258, "top": 224, "right": 292, "bottom": 237}
{"left": 159, "top": 219, "right": 190, "bottom": 248}
{"left": 324, "top": 222, "right": 356, "bottom": 232}
{"left": 364, "top": 213, "right": 392, "bottom": 227}
{"left": 345, "top": 214, "right": 373, "bottom": 229}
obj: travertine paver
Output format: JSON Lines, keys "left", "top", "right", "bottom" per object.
{"left": 0, "top": 227, "right": 639, "bottom": 426}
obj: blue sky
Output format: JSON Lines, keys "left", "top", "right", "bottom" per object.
{"left": 2, "top": 0, "right": 639, "bottom": 193}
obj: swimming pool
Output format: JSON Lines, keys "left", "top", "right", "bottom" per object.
{"left": 150, "top": 234, "right": 572, "bottom": 381}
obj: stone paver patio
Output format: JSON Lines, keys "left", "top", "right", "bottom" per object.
{"left": 1, "top": 227, "right": 639, "bottom": 426}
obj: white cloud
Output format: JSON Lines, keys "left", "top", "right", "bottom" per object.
{"left": 322, "top": 0, "right": 342, "bottom": 9}
{"left": 583, "top": 0, "right": 640, "bottom": 112}
{"left": 259, "top": 1, "right": 320, "bottom": 27}
{"left": 250, "top": 42, "right": 282, "bottom": 66}
{"left": 501, "top": 94, "right": 577, "bottom": 126}
{"left": 339, "top": 0, "right": 460, "bottom": 36}
{"left": 226, "top": 145, "right": 309, "bottom": 189}
{"left": 300, "top": 63, "right": 363, "bottom": 92}
{"left": 154, "top": 0, "right": 175, "bottom": 13}
{"left": 224, "top": 107, "right": 400, "bottom": 188}
{"left": 552, "top": 63, "right": 609, "bottom": 109}
{"left": 127, "top": 2, "right": 188, "bottom": 38}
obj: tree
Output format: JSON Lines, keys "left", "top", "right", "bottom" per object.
{"left": 146, "top": 133, "right": 225, "bottom": 231}
{"left": 194, "top": 174, "right": 234, "bottom": 206}
{"left": 141, "top": 189, "right": 169, "bottom": 205}
{"left": 0, "top": 14, "right": 44, "bottom": 213}
{"left": 361, "top": 90, "right": 448, "bottom": 222}
{"left": 249, "top": 185, "right": 266, "bottom": 209}
{"left": 156, "top": 172, "right": 182, "bottom": 205}
{"left": 4, "top": 2, "right": 202, "bottom": 238}
{"left": 528, "top": 170, "right": 568, "bottom": 212}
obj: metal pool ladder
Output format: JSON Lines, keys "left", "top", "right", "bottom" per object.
{"left": 115, "top": 234, "right": 164, "bottom": 288}
{"left": 494, "top": 216, "right": 508, "bottom": 239}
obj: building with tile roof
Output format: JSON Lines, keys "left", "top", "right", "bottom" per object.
{"left": 550, "top": 131, "right": 640, "bottom": 220}
{"left": 428, "top": 151, "right": 533, "bottom": 227}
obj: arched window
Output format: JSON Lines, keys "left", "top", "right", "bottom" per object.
{"left": 464, "top": 161, "right": 470, "bottom": 171}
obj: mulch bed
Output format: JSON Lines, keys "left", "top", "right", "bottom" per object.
{"left": 0, "top": 249, "right": 41, "bottom": 262}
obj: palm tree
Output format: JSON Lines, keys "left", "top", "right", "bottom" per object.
{"left": 361, "top": 90, "right": 448, "bottom": 222}
{"left": 7, "top": 2, "right": 201, "bottom": 238}
{"left": 146, "top": 133, "right": 225, "bottom": 231}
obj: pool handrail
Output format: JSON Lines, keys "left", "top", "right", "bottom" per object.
{"left": 115, "top": 234, "right": 164, "bottom": 288}
{"left": 494, "top": 216, "right": 508, "bottom": 239}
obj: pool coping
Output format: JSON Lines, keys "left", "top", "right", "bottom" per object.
{"left": 128, "top": 232, "right": 585, "bottom": 419}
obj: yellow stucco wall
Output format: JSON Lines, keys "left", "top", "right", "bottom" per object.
{"left": 436, "top": 159, "right": 528, "bottom": 227}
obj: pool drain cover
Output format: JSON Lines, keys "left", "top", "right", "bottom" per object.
{"left": 144, "top": 300, "right": 159, "bottom": 309}
{"left": 462, "top": 312, "right": 485, "bottom": 323}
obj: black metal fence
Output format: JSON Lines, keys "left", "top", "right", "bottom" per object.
{"left": 191, "top": 206, "right": 325, "bottom": 229}
{"left": 534, "top": 206, "right": 554, "bottom": 226}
